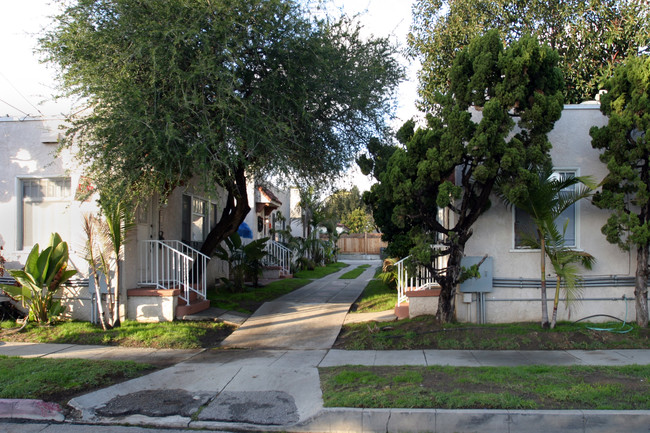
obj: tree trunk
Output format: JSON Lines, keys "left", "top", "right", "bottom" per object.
{"left": 112, "top": 259, "right": 122, "bottom": 327}
{"left": 436, "top": 247, "right": 462, "bottom": 323}
{"left": 200, "top": 166, "right": 251, "bottom": 259}
{"left": 539, "top": 233, "right": 550, "bottom": 328}
{"left": 550, "top": 274, "right": 561, "bottom": 329}
{"left": 635, "top": 244, "right": 649, "bottom": 327}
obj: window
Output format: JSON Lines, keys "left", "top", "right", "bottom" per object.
{"left": 182, "top": 194, "right": 216, "bottom": 249}
{"left": 514, "top": 170, "right": 577, "bottom": 249}
{"left": 19, "top": 178, "right": 72, "bottom": 250}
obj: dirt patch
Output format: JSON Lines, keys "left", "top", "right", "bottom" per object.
{"left": 333, "top": 316, "right": 650, "bottom": 350}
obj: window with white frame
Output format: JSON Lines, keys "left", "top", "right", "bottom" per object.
{"left": 514, "top": 170, "right": 578, "bottom": 249}
{"left": 19, "top": 177, "right": 72, "bottom": 250}
{"left": 182, "top": 194, "right": 217, "bottom": 249}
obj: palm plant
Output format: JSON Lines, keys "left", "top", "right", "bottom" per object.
{"left": 499, "top": 164, "right": 594, "bottom": 328}
{"left": 83, "top": 197, "right": 134, "bottom": 330}
{"left": 520, "top": 218, "right": 595, "bottom": 329}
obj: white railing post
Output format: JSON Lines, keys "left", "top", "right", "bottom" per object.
{"left": 264, "top": 240, "right": 293, "bottom": 275}
{"left": 139, "top": 240, "right": 209, "bottom": 304}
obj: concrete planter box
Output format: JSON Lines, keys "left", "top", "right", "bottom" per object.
{"left": 127, "top": 289, "right": 179, "bottom": 322}
{"left": 405, "top": 288, "right": 441, "bottom": 318}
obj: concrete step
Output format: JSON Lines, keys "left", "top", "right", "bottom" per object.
{"left": 394, "top": 302, "right": 409, "bottom": 320}
{"left": 176, "top": 299, "right": 211, "bottom": 318}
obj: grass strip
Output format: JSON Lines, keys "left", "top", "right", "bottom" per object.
{"left": 209, "top": 277, "right": 312, "bottom": 313}
{"left": 294, "top": 262, "right": 349, "bottom": 279}
{"left": 0, "top": 355, "right": 153, "bottom": 404}
{"left": 339, "top": 264, "right": 371, "bottom": 280}
{"left": 0, "top": 320, "right": 233, "bottom": 349}
{"left": 320, "top": 365, "right": 650, "bottom": 410}
{"left": 351, "top": 268, "right": 396, "bottom": 313}
{"left": 334, "top": 317, "right": 650, "bottom": 350}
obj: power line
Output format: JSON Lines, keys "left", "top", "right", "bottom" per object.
{"left": 0, "top": 71, "right": 44, "bottom": 117}
{"left": 0, "top": 97, "right": 30, "bottom": 117}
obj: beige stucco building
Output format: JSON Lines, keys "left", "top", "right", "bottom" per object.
{"left": 458, "top": 103, "right": 638, "bottom": 323}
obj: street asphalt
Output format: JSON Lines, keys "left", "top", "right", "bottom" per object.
{"left": 1, "top": 259, "right": 650, "bottom": 432}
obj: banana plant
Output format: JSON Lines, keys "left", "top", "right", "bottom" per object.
{"left": 0, "top": 233, "right": 77, "bottom": 325}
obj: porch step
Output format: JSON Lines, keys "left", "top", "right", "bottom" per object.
{"left": 394, "top": 302, "right": 409, "bottom": 320}
{"left": 176, "top": 299, "right": 211, "bottom": 318}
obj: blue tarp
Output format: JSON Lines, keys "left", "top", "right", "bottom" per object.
{"left": 237, "top": 221, "right": 253, "bottom": 239}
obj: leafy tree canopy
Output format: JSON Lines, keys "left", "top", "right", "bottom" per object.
{"left": 341, "top": 208, "right": 374, "bottom": 234}
{"left": 361, "top": 31, "right": 564, "bottom": 321}
{"left": 409, "top": 0, "right": 650, "bottom": 106}
{"left": 40, "top": 0, "right": 403, "bottom": 256}
{"left": 321, "top": 186, "right": 366, "bottom": 221}
{"left": 591, "top": 55, "right": 650, "bottom": 326}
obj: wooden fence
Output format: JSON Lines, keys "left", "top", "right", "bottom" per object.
{"left": 334, "top": 233, "right": 387, "bottom": 255}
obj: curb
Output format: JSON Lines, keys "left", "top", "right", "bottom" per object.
{"left": 189, "top": 408, "right": 650, "bottom": 433}
{"left": 0, "top": 399, "right": 65, "bottom": 422}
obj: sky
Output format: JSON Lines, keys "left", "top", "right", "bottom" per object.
{"left": 0, "top": 0, "right": 420, "bottom": 189}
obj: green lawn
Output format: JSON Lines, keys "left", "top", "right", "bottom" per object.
{"left": 320, "top": 364, "right": 650, "bottom": 410}
{"left": 208, "top": 277, "right": 312, "bottom": 313}
{"left": 334, "top": 318, "right": 650, "bottom": 350}
{"left": 294, "top": 262, "right": 349, "bottom": 279}
{"left": 0, "top": 355, "right": 153, "bottom": 404}
{"left": 351, "top": 267, "right": 396, "bottom": 313}
{"left": 0, "top": 320, "right": 233, "bottom": 349}
{"left": 339, "top": 264, "right": 371, "bottom": 280}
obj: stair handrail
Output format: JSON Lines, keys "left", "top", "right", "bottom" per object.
{"left": 396, "top": 256, "right": 439, "bottom": 305}
{"left": 264, "top": 240, "right": 293, "bottom": 275}
{"left": 139, "top": 240, "right": 209, "bottom": 304}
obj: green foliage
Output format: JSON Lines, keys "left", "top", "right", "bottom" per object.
{"left": 410, "top": 0, "right": 650, "bottom": 105}
{"left": 378, "top": 257, "right": 399, "bottom": 291}
{"left": 498, "top": 163, "right": 595, "bottom": 327}
{"left": 591, "top": 55, "right": 650, "bottom": 326}
{"left": 322, "top": 186, "right": 367, "bottom": 221}
{"left": 341, "top": 208, "right": 374, "bottom": 234}
{"left": 215, "top": 233, "right": 269, "bottom": 291}
{"left": 40, "top": 0, "right": 403, "bottom": 257}
{"left": 0, "top": 233, "right": 76, "bottom": 324}
{"left": 361, "top": 31, "right": 564, "bottom": 322}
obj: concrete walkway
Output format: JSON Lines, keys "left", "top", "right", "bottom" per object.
{"left": 220, "top": 260, "right": 379, "bottom": 349}
{"left": 2, "top": 259, "right": 650, "bottom": 432}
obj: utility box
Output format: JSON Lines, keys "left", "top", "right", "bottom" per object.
{"left": 459, "top": 256, "right": 493, "bottom": 293}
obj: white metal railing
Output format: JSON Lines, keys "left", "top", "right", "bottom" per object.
{"left": 264, "top": 240, "right": 293, "bottom": 275}
{"left": 396, "top": 255, "right": 443, "bottom": 305}
{"left": 139, "top": 240, "right": 209, "bottom": 304}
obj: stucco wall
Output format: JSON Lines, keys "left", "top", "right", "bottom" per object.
{"left": 0, "top": 117, "right": 98, "bottom": 321}
{"left": 460, "top": 103, "right": 639, "bottom": 323}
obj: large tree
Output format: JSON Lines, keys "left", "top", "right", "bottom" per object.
{"left": 409, "top": 0, "right": 650, "bottom": 106}
{"left": 361, "top": 31, "right": 564, "bottom": 322}
{"left": 40, "top": 0, "right": 402, "bottom": 257}
{"left": 590, "top": 55, "right": 650, "bottom": 327}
